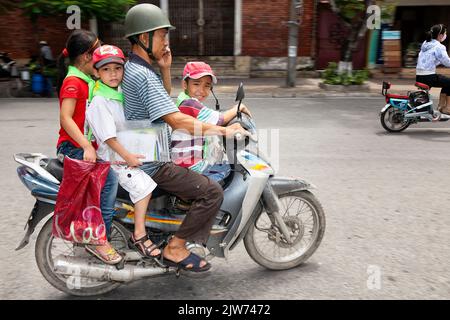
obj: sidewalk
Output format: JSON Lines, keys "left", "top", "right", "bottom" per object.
{"left": 1, "top": 77, "right": 441, "bottom": 99}
{"left": 174, "top": 77, "right": 442, "bottom": 99}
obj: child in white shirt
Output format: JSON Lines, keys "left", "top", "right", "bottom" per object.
{"left": 86, "top": 45, "right": 161, "bottom": 258}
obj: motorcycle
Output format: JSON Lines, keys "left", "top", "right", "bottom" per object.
{"left": 379, "top": 81, "right": 450, "bottom": 132}
{"left": 0, "top": 52, "right": 29, "bottom": 97}
{"left": 14, "top": 84, "right": 326, "bottom": 297}
{"left": 0, "top": 51, "right": 17, "bottom": 77}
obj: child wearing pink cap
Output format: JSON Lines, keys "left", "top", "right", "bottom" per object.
{"left": 172, "top": 61, "right": 251, "bottom": 181}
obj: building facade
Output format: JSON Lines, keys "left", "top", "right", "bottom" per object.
{"left": 0, "top": 1, "right": 316, "bottom": 74}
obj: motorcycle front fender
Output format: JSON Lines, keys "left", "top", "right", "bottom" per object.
{"left": 16, "top": 200, "right": 54, "bottom": 251}
{"left": 380, "top": 103, "right": 391, "bottom": 114}
{"left": 269, "top": 176, "right": 315, "bottom": 196}
{"left": 228, "top": 177, "right": 315, "bottom": 251}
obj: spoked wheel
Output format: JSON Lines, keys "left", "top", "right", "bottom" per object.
{"left": 244, "top": 191, "right": 325, "bottom": 270}
{"left": 380, "top": 105, "right": 410, "bottom": 132}
{"left": 35, "top": 218, "right": 129, "bottom": 296}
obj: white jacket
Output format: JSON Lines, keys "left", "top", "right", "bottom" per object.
{"left": 416, "top": 40, "right": 450, "bottom": 75}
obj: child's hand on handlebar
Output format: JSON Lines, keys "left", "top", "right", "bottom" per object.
{"left": 234, "top": 104, "right": 252, "bottom": 118}
{"left": 239, "top": 104, "right": 252, "bottom": 117}
{"left": 225, "top": 123, "right": 249, "bottom": 138}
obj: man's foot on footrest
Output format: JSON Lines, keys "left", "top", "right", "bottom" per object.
{"left": 433, "top": 111, "right": 441, "bottom": 121}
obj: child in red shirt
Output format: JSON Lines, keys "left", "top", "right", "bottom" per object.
{"left": 55, "top": 30, "right": 122, "bottom": 265}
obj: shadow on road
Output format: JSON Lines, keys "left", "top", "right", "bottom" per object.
{"left": 58, "top": 262, "right": 322, "bottom": 300}
{"left": 376, "top": 129, "right": 450, "bottom": 143}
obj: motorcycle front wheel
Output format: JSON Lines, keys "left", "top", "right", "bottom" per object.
{"left": 380, "top": 105, "right": 410, "bottom": 132}
{"left": 35, "top": 217, "right": 128, "bottom": 297}
{"left": 244, "top": 190, "right": 325, "bottom": 270}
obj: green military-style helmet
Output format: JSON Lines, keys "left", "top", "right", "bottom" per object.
{"left": 124, "top": 3, "right": 175, "bottom": 39}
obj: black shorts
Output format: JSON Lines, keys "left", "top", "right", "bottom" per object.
{"left": 416, "top": 74, "right": 450, "bottom": 96}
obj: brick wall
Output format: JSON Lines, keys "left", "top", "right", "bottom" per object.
{"left": 0, "top": 8, "right": 89, "bottom": 61}
{"left": 0, "top": 1, "right": 316, "bottom": 61}
{"left": 242, "top": 0, "right": 315, "bottom": 57}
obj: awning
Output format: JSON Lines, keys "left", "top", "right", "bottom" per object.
{"left": 395, "top": 0, "right": 450, "bottom": 6}
{"left": 319, "top": 0, "right": 448, "bottom": 6}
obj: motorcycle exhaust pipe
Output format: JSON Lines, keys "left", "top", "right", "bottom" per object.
{"left": 53, "top": 255, "right": 173, "bottom": 282}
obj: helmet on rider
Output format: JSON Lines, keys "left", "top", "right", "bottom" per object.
{"left": 124, "top": 4, "right": 175, "bottom": 60}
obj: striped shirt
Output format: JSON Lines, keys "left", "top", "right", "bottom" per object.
{"left": 171, "top": 92, "right": 224, "bottom": 171}
{"left": 122, "top": 52, "right": 178, "bottom": 176}
{"left": 122, "top": 53, "right": 178, "bottom": 122}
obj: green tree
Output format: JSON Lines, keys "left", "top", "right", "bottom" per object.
{"left": 329, "top": 0, "right": 393, "bottom": 74}
{"left": 20, "top": 0, "right": 136, "bottom": 32}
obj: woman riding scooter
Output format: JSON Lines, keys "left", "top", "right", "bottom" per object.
{"left": 416, "top": 24, "right": 450, "bottom": 115}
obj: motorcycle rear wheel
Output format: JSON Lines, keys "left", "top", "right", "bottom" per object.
{"left": 244, "top": 190, "right": 325, "bottom": 270}
{"left": 35, "top": 217, "right": 128, "bottom": 297}
{"left": 380, "top": 105, "right": 410, "bottom": 132}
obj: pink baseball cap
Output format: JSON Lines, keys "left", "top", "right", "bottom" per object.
{"left": 93, "top": 45, "right": 125, "bottom": 69}
{"left": 182, "top": 61, "right": 217, "bottom": 84}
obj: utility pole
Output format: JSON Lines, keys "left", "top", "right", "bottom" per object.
{"left": 287, "top": 0, "right": 301, "bottom": 87}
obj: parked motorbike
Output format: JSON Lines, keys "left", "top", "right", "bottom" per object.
{"left": 0, "top": 51, "right": 17, "bottom": 77}
{"left": 380, "top": 81, "right": 450, "bottom": 132}
{"left": 14, "top": 84, "right": 325, "bottom": 296}
{"left": 0, "top": 52, "right": 30, "bottom": 97}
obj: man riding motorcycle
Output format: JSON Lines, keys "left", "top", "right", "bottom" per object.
{"left": 122, "top": 3, "right": 248, "bottom": 273}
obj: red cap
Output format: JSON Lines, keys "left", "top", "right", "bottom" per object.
{"left": 183, "top": 61, "right": 217, "bottom": 84}
{"left": 93, "top": 45, "right": 125, "bottom": 69}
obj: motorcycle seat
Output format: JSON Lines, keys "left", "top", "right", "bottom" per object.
{"left": 44, "top": 158, "right": 227, "bottom": 204}
{"left": 44, "top": 158, "right": 63, "bottom": 182}
{"left": 386, "top": 93, "right": 409, "bottom": 100}
{"left": 43, "top": 158, "right": 170, "bottom": 201}
{"left": 116, "top": 185, "right": 167, "bottom": 203}
{"left": 415, "top": 82, "right": 430, "bottom": 91}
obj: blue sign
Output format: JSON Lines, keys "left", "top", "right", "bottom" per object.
{"left": 382, "top": 30, "right": 401, "bottom": 40}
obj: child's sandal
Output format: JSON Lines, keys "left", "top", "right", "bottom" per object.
{"left": 85, "top": 244, "right": 123, "bottom": 265}
{"left": 129, "top": 234, "right": 162, "bottom": 258}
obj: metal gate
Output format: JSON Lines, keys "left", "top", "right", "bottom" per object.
{"left": 99, "top": 0, "right": 235, "bottom": 56}
{"left": 169, "top": 0, "right": 234, "bottom": 56}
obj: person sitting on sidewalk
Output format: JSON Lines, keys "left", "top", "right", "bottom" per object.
{"left": 172, "top": 61, "right": 251, "bottom": 181}
{"left": 416, "top": 24, "right": 450, "bottom": 114}
{"left": 121, "top": 4, "right": 248, "bottom": 273}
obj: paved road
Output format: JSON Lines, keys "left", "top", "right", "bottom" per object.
{"left": 1, "top": 95, "right": 450, "bottom": 300}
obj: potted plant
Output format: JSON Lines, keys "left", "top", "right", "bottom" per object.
{"left": 320, "top": 62, "right": 370, "bottom": 91}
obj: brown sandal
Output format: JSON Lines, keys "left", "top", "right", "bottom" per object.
{"left": 129, "top": 234, "right": 162, "bottom": 258}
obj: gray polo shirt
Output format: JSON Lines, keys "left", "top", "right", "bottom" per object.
{"left": 40, "top": 45, "right": 53, "bottom": 60}
{"left": 122, "top": 52, "right": 179, "bottom": 176}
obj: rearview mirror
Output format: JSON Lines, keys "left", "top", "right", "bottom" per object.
{"left": 235, "top": 82, "right": 245, "bottom": 102}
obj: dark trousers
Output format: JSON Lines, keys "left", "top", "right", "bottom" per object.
{"left": 148, "top": 163, "right": 223, "bottom": 244}
{"left": 416, "top": 74, "right": 450, "bottom": 96}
